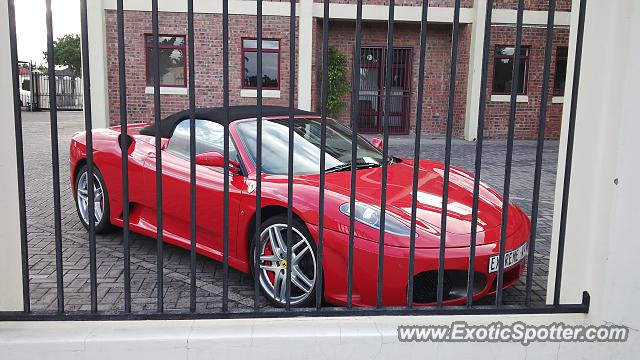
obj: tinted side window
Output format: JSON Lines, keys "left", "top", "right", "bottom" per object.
{"left": 167, "top": 119, "right": 237, "bottom": 162}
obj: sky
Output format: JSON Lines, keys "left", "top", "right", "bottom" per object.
{"left": 15, "top": 0, "right": 81, "bottom": 63}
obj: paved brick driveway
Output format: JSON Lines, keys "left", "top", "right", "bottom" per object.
{"left": 24, "top": 111, "right": 559, "bottom": 312}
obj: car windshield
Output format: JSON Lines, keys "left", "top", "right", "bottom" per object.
{"left": 235, "top": 118, "right": 386, "bottom": 175}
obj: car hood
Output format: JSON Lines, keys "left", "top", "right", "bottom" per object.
{"left": 298, "top": 159, "right": 527, "bottom": 248}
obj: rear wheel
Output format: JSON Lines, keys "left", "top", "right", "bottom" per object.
{"left": 250, "top": 215, "right": 318, "bottom": 307}
{"left": 75, "top": 164, "right": 114, "bottom": 234}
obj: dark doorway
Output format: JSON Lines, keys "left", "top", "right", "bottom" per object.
{"left": 356, "top": 47, "right": 411, "bottom": 134}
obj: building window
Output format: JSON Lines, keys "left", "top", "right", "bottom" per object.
{"left": 242, "top": 38, "right": 280, "bottom": 89}
{"left": 145, "top": 35, "right": 186, "bottom": 87}
{"left": 554, "top": 47, "right": 568, "bottom": 96}
{"left": 493, "top": 45, "right": 530, "bottom": 95}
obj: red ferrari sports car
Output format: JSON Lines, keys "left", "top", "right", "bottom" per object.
{"left": 70, "top": 105, "right": 530, "bottom": 307}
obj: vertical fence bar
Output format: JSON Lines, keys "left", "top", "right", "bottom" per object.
{"left": 151, "top": 0, "right": 164, "bottom": 313}
{"left": 80, "top": 0, "right": 98, "bottom": 314}
{"left": 29, "top": 61, "right": 34, "bottom": 112}
{"left": 376, "top": 0, "right": 395, "bottom": 308}
{"left": 525, "top": 0, "right": 556, "bottom": 306}
{"left": 346, "top": 0, "right": 362, "bottom": 309}
{"left": 406, "top": 0, "right": 429, "bottom": 308}
{"left": 45, "top": 0, "right": 65, "bottom": 313}
{"left": 496, "top": 0, "right": 524, "bottom": 307}
{"left": 285, "top": 0, "right": 296, "bottom": 309}
{"left": 222, "top": 0, "right": 231, "bottom": 313}
{"left": 116, "top": 0, "right": 131, "bottom": 314}
{"left": 467, "top": 0, "right": 494, "bottom": 307}
{"left": 253, "top": 0, "right": 263, "bottom": 311}
{"left": 317, "top": 0, "right": 330, "bottom": 310}
{"left": 436, "top": 0, "right": 461, "bottom": 308}
{"left": 187, "top": 0, "right": 197, "bottom": 313}
{"left": 7, "top": 0, "right": 30, "bottom": 313}
{"left": 554, "top": 0, "right": 587, "bottom": 306}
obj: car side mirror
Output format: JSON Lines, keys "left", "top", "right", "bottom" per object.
{"left": 194, "top": 151, "right": 240, "bottom": 173}
{"left": 372, "top": 137, "right": 383, "bottom": 150}
{"left": 118, "top": 133, "right": 135, "bottom": 155}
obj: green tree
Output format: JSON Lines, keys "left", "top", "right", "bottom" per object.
{"left": 43, "top": 34, "right": 81, "bottom": 77}
{"left": 326, "top": 47, "right": 350, "bottom": 117}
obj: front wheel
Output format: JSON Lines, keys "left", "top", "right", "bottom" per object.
{"left": 250, "top": 215, "right": 318, "bottom": 307}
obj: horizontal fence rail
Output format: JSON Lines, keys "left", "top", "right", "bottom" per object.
{"left": 2, "top": 0, "right": 589, "bottom": 321}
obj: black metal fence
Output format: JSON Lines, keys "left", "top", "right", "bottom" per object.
{"left": 1, "top": 0, "right": 589, "bottom": 321}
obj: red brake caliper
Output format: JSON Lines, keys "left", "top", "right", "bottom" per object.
{"left": 263, "top": 242, "right": 276, "bottom": 284}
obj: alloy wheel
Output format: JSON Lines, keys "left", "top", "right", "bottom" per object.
{"left": 258, "top": 224, "right": 317, "bottom": 306}
{"left": 77, "top": 171, "right": 105, "bottom": 226}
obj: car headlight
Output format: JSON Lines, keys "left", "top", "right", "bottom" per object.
{"left": 339, "top": 202, "right": 412, "bottom": 237}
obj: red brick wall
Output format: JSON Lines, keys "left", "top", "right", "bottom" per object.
{"left": 105, "top": 10, "right": 298, "bottom": 125}
{"left": 319, "top": 21, "right": 469, "bottom": 137}
{"left": 313, "top": 22, "right": 568, "bottom": 139}
{"left": 484, "top": 25, "right": 569, "bottom": 139}
{"left": 105, "top": 8, "right": 570, "bottom": 139}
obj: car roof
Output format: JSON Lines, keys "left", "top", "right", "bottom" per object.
{"left": 139, "top": 105, "right": 317, "bottom": 138}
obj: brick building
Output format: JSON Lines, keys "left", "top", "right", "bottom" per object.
{"left": 88, "top": 0, "right": 572, "bottom": 140}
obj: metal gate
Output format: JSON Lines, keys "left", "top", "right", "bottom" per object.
{"left": 356, "top": 47, "right": 411, "bottom": 134}
{"left": 16, "top": 63, "right": 83, "bottom": 112}
{"left": 32, "top": 72, "right": 83, "bottom": 111}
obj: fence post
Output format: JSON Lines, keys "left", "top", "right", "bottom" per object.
{"left": 0, "top": 0, "right": 26, "bottom": 312}
{"left": 462, "top": 0, "right": 487, "bottom": 141}
{"left": 85, "top": 0, "right": 109, "bottom": 128}
{"left": 297, "top": 0, "right": 313, "bottom": 111}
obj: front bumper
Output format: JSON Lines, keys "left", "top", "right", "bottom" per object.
{"left": 308, "top": 225, "right": 529, "bottom": 307}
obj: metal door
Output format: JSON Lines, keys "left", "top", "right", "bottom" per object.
{"left": 356, "top": 47, "right": 411, "bottom": 134}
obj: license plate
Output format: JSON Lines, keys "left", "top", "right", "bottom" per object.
{"left": 488, "top": 243, "right": 528, "bottom": 273}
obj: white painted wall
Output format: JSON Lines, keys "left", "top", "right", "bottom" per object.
{"left": 87, "top": 0, "right": 109, "bottom": 128}
{"left": 297, "top": 0, "right": 313, "bottom": 111}
{"left": 545, "top": 0, "right": 640, "bottom": 332}
{"left": 0, "top": 0, "right": 25, "bottom": 312}
{"left": 311, "top": 2, "right": 476, "bottom": 23}
{"left": 0, "top": 313, "right": 638, "bottom": 360}
{"left": 599, "top": 6, "right": 640, "bottom": 327}
{"left": 462, "top": 0, "right": 486, "bottom": 141}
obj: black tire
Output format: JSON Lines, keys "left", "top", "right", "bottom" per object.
{"left": 74, "top": 164, "right": 115, "bottom": 234}
{"left": 250, "top": 214, "right": 318, "bottom": 308}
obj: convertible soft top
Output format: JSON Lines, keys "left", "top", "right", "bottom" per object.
{"left": 139, "top": 105, "right": 317, "bottom": 138}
